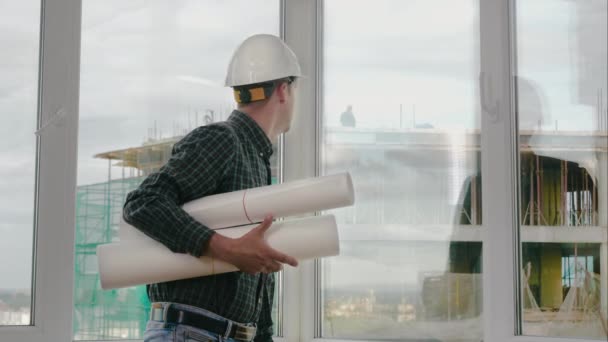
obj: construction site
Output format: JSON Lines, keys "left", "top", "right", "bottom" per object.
{"left": 73, "top": 126, "right": 607, "bottom": 340}
{"left": 73, "top": 130, "right": 280, "bottom": 340}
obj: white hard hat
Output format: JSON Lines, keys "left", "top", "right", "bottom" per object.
{"left": 225, "top": 34, "right": 302, "bottom": 87}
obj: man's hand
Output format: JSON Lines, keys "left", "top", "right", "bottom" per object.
{"left": 207, "top": 215, "right": 299, "bottom": 274}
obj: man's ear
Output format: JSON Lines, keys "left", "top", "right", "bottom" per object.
{"left": 276, "top": 82, "right": 289, "bottom": 104}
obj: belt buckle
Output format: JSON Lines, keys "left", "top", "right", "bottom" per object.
{"left": 234, "top": 325, "right": 256, "bottom": 342}
{"left": 150, "top": 303, "right": 164, "bottom": 321}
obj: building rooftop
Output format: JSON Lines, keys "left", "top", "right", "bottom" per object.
{"left": 94, "top": 128, "right": 608, "bottom": 171}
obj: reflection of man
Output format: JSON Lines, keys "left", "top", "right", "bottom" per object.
{"left": 123, "top": 34, "right": 301, "bottom": 342}
{"left": 340, "top": 105, "right": 356, "bottom": 127}
{"left": 437, "top": 77, "right": 550, "bottom": 328}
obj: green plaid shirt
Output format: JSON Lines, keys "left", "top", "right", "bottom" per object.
{"left": 123, "top": 110, "right": 275, "bottom": 341}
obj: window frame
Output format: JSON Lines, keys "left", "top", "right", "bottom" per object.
{"left": 0, "top": 0, "right": 82, "bottom": 341}
{"left": 0, "top": 0, "right": 604, "bottom": 341}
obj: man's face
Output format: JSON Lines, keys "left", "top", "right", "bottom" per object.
{"left": 285, "top": 83, "right": 296, "bottom": 132}
{"left": 280, "top": 80, "right": 297, "bottom": 133}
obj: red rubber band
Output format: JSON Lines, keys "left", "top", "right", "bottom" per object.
{"left": 243, "top": 190, "right": 254, "bottom": 224}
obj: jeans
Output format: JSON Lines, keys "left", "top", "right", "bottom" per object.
{"left": 143, "top": 302, "right": 246, "bottom": 342}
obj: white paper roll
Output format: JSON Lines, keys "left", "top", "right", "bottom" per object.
{"left": 120, "top": 172, "right": 354, "bottom": 241}
{"left": 240, "top": 172, "right": 354, "bottom": 224}
{"left": 99, "top": 215, "right": 339, "bottom": 289}
{"left": 182, "top": 172, "right": 353, "bottom": 228}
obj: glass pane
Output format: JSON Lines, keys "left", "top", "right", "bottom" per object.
{"left": 515, "top": 0, "right": 608, "bottom": 340}
{"left": 321, "top": 1, "right": 482, "bottom": 340}
{"left": 76, "top": 1, "right": 280, "bottom": 340}
{"left": 0, "top": 0, "right": 40, "bottom": 326}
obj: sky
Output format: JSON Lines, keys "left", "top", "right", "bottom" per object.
{"left": 1, "top": 0, "right": 606, "bottom": 292}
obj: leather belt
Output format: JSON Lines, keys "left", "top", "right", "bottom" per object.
{"left": 150, "top": 304, "right": 257, "bottom": 342}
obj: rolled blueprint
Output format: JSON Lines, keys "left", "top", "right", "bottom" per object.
{"left": 98, "top": 215, "right": 339, "bottom": 289}
{"left": 121, "top": 173, "right": 353, "bottom": 241}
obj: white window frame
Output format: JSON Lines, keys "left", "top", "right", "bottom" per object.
{"left": 0, "top": 0, "right": 82, "bottom": 342}
{"left": 0, "top": 1, "right": 604, "bottom": 342}
{"left": 282, "top": 1, "right": 321, "bottom": 341}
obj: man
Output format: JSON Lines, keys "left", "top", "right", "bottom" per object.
{"left": 340, "top": 105, "right": 356, "bottom": 127}
{"left": 123, "top": 34, "right": 301, "bottom": 342}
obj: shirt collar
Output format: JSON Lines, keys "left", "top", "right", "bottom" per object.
{"left": 228, "top": 110, "right": 274, "bottom": 158}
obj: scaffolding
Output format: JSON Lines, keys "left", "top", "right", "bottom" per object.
{"left": 74, "top": 177, "right": 149, "bottom": 340}
{"left": 74, "top": 136, "right": 178, "bottom": 340}
{"left": 522, "top": 261, "right": 607, "bottom": 338}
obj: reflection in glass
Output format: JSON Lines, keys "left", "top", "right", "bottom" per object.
{"left": 516, "top": 0, "right": 607, "bottom": 339}
{"left": 321, "top": 1, "right": 482, "bottom": 340}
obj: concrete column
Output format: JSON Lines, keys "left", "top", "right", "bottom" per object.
{"left": 540, "top": 244, "right": 563, "bottom": 309}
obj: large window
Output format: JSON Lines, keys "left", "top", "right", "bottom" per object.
{"left": 515, "top": 0, "right": 607, "bottom": 339}
{"left": 0, "top": 0, "right": 40, "bottom": 327}
{"left": 1, "top": 1, "right": 606, "bottom": 342}
{"left": 321, "top": 1, "right": 482, "bottom": 340}
{"left": 75, "top": 1, "right": 280, "bottom": 340}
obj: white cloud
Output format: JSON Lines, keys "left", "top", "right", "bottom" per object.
{"left": 176, "top": 75, "right": 222, "bottom": 88}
